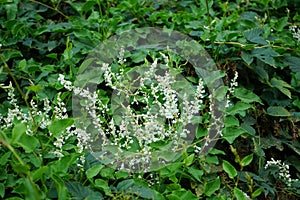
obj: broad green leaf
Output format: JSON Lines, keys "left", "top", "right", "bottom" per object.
{"left": 244, "top": 28, "right": 268, "bottom": 45}
{"left": 188, "top": 167, "right": 204, "bottom": 182}
{"left": 95, "top": 179, "right": 111, "bottom": 195}
{"left": 222, "top": 160, "right": 237, "bottom": 179}
{"left": 223, "top": 127, "right": 247, "bottom": 144}
{"left": 32, "top": 166, "right": 48, "bottom": 181}
{"left": 86, "top": 164, "right": 103, "bottom": 179}
{"left": 48, "top": 118, "right": 74, "bottom": 138}
{"left": 270, "top": 77, "right": 292, "bottom": 98}
{"left": 50, "top": 154, "right": 80, "bottom": 173}
{"left": 253, "top": 65, "right": 269, "bottom": 81}
{"left": 241, "top": 51, "right": 253, "bottom": 65}
{"left": 274, "top": 17, "right": 288, "bottom": 31}
{"left": 17, "top": 59, "right": 27, "bottom": 72}
{"left": 66, "top": 181, "right": 103, "bottom": 199}
{"left": 234, "top": 187, "right": 250, "bottom": 200}
{"left": 11, "top": 123, "right": 27, "bottom": 144}
{"left": 284, "top": 56, "right": 300, "bottom": 73}
{"left": 16, "top": 134, "right": 39, "bottom": 153}
{"left": 240, "top": 154, "right": 253, "bottom": 167}
{"left": 252, "top": 48, "right": 279, "bottom": 67}
{"left": 227, "top": 101, "right": 253, "bottom": 116}
{"left": 267, "top": 106, "right": 290, "bottom": 117}
{"left": 234, "top": 87, "right": 262, "bottom": 104}
{"left": 224, "top": 115, "right": 240, "bottom": 127}
{"left": 204, "top": 177, "right": 220, "bottom": 196}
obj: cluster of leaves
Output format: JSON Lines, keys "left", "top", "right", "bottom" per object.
{"left": 0, "top": 0, "right": 300, "bottom": 199}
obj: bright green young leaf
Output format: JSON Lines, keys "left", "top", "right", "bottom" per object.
{"left": 86, "top": 164, "right": 103, "bottom": 179}
{"left": 252, "top": 188, "right": 263, "bottom": 198}
{"left": 267, "top": 106, "right": 290, "bottom": 117}
{"left": 222, "top": 160, "right": 237, "bottom": 179}
{"left": 240, "top": 154, "right": 253, "bottom": 167}
{"left": 48, "top": 118, "right": 74, "bottom": 138}
{"left": 204, "top": 177, "right": 220, "bottom": 196}
{"left": 11, "top": 123, "right": 27, "bottom": 144}
{"left": 234, "top": 187, "right": 249, "bottom": 200}
{"left": 184, "top": 154, "right": 194, "bottom": 166}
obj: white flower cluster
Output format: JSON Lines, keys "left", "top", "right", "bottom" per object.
{"left": 0, "top": 82, "right": 91, "bottom": 163}
{"left": 265, "top": 158, "right": 299, "bottom": 187}
{"left": 63, "top": 51, "right": 208, "bottom": 172}
{"left": 226, "top": 71, "right": 238, "bottom": 108}
{"left": 290, "top": 25, "right": 300, "bottom": 42}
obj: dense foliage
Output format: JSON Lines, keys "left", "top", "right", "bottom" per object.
{"left": 0, "top": 0, "right": 300, "bottom": 199}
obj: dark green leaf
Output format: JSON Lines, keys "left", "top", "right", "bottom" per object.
{"left": 267, "top": 106, "right": 290, "bottom": 117}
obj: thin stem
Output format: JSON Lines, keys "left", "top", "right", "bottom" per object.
{"left": 30, "top": 0, "right": 68, "bottom": 19}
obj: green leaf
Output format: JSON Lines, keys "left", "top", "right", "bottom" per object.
{"left": 244, "top": 28, "right": 268, "bottom": 45}
{"left": 267, "top": 106, "right": 290, "bottom": 117}
{"left": 86, "top": 164, "right": 103, "bottom": 179}
{"left": 214, "top": 86, "right": 228, "bottom": 101}
{"left": 32, "top": 166, "right": 48, "bottom": 181}
{"left": 11, "top": 123, "right": 27, "bottom": 144}
{"left": 204, "top": 177, "right": 220, "bottom": 196}
{"left": 95, "top": 179, "right": 111, "bottom": 195}
{"left": 184, "top": 154, "right": 194, "bottom": 166}
{"left": 223, "top": 127, "right": 247, "bottom": 144}
{"left": 234, "top": 187, "right": 249, "bottom": 200}
{"left": 252, "top": 188, "right": 263, "bottom": 198}
{"left": 224, "top": 115, "right": 240, "bottom": 127}
{"left": 252, "top": 48, "right": 279, "bottom": 67}
{"left": 0, "top": 183, "right": 4, "bottom": 198}
{"left": 66, "top": 181, "right": 103, "bottom": 200}
{"left": 240, "top": 154, "right": 253, "bottom": 167}
{"left": 16, "top": 134, "right": 39, "bottom": 153}
{"left": 234, "top": 87, "right": 262, "bottom": 104}
{"left": 270, "top": 77, "right": 292, "bottom": 98}
{"left": 52, "top": 174, "right": 69, "bottom": 200}
{"left": 48, "top": 118, "right": 74, "bottom": 138}
{"left": 222, "top": 160, "right": 237, "bottom": 179}
{"left": 227, "top": 102, "right": 253, "bottom": 116}
{"left": 241, "top": 51, "right": 253, "bottom": 65}
{"left": 188, "top": 167, "right": 204, "bottom": 182}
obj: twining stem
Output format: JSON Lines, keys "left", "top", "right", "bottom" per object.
{"left": 0, "top": 138, "right": 25, "bottom": 166}
{"left": 30, "top": 0, "right": 68, "bottom": 19}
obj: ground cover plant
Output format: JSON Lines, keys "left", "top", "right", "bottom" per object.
{"left": 0, "top": 0, "right": 300, "bottom": 199}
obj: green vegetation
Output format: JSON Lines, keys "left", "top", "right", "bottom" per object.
{"left": 0, "top": 0, "right": 300, "bottom": 199}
